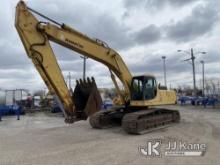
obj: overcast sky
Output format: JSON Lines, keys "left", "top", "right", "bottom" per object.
{"left": 0, "top": 0, "right": 220, "bottom": 92}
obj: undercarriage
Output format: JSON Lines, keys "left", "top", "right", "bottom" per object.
{"left": 89, "top": 107, "right": 180, "bottom": 134}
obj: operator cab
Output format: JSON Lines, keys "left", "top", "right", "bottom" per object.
{"left": 131, "top": 75, "right": 157, "bottom": 100}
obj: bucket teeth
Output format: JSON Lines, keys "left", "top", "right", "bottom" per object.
{"left": 91, "top": 77, "right": 95, "bottom": 82}
{"left": 77, "top": 77, "right": 96, "bottom": 86}
{"left": 72, "top": 77, "right": 102, "bottom": 121}
{"left": 87, "top": 77, "right": 91, "bottom": 84}
{"left": 79, "top": 79, "right": 83, "bottom": 84}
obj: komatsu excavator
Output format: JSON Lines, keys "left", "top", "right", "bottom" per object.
{"left": 15, "top": 1, "right": 180, "bottom": 134}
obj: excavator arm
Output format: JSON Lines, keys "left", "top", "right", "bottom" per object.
{"left": 15, "top": 1, "right": 132, "bottom": 117}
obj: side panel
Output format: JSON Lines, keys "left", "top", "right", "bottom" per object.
{"left": 131, "top": 89, "right": 177, "bottom": 106}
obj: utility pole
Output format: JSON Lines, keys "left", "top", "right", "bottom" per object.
{"left": 200, "top": 60, "right": 205, "bottom": 96}
{"left": 190, "top": 48, "right": 197, "bottom": 95}
{"left": 67, "top": 72, "right": 71, "bottom": 89}
{"left": 177, "top": 48, "right": 206, "bottom": 96}
{"left": 81, "top": 56, "right": 88, "bottom": 80}
{"left": 161, "top": 56, "right": 167, "bottom": 87}
{"left": 218, "top": 80, "right": 220, "bottom": 96}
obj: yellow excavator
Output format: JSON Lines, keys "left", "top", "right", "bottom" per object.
{"left": 15, "top": 1, "right": 180, "bottom": 134}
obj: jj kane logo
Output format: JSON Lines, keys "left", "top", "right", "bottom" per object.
{"left": 139, "top": 139, "right": 206, "bottom": 157}
{"left": 139, "top": 139, "right": 161, "bottom": 157}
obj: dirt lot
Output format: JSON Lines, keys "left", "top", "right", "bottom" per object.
{"left": 0, "top": 105, "right": 220, "bottom": 165}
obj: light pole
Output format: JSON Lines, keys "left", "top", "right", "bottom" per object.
{"left": 161, "top": 56, "right": 167, "bottom": 87}
{"left": 200, "top": 60, "right": 205, "bottom": 96}
{"left": 80, "top": 56, "right": 88, "bottom": 80}
{"left": 67, "top": 72, "right": 72, "bottom": 89}
{"left": 177, "top": 48, "right": 206, "bottom": 96}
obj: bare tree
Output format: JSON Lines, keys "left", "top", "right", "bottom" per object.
{"left": 204, "top": 78, "right": 220, "bottom": 96}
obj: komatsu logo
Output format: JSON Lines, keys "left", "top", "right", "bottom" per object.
{"left": 65, "top": 38, "right": 84, "bottom": 49}
{"left": 60, "top": 34, "right": 84, "bottom": 49}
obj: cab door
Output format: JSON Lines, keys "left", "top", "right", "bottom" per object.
{"left": 144, "top": 77, "right": 157, "bottom": 100}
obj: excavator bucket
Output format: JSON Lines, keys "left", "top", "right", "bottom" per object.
{"left": 72, "top": 77, "right": 102, "bottom": 120}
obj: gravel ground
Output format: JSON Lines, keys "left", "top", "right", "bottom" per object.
{"left": 0, "top": 105, "right": 220, "bottom": 165}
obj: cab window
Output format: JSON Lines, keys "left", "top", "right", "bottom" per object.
{"left": 131, "top": 76, "right": 157, "bottom": 100}
{"left": 132, "top": 77, "right": 143, "bottom": 100}
{"left": 144, "top": 78, "right": 157, "bottom": 100}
